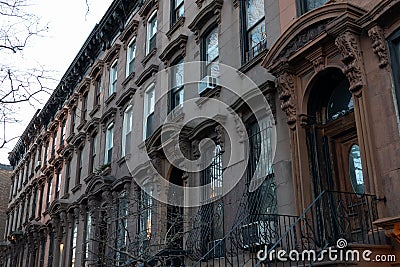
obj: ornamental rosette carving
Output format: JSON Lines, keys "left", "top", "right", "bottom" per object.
{"left": 368, "top": 26, "right": 389, "bottom": 68}
{"left": 335, "top": 32, "right": 365, "bottom": 95}
{"left": 276, "top": 72, "right": 297, "bottom": 128}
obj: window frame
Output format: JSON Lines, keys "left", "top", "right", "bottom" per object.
{"left": 296, "top": 0, "right": 328, "bottom": 16}
{"left": 126, "top": 38, "right": 136, "bottom": 77}
{"left": 388, "top": 29, "right": 400, "bottom": 117}
{"left": 89, "top": 134, "right": 97, "bottom": 174}
{"left": 170, "top": 58, "right": 185, "bottom": 111}
{"left": 201, "top": 26, "right": 219, "bottom": 78}
{"left": 46, "top": 176, "right": 53, "bottom": 210}
{"left": 240, "top": 0, "right": 267, "bottom": 63}
{"left": 122, "top": 105, "right": 133, "bottom": 157}
{"left": 105, "top": 123, "right": 114, "bottom": 164}
{"left": 109, "top": 60, "right": 118, "bottom": 96}
{"left": 170, "top": 0, "right": 184, "bottom": 26}
{"left": 143, "top": 84, "right": 155, "bottom": 140}
{"left": 146, "top": 10, "right": 158, "bottom": 55}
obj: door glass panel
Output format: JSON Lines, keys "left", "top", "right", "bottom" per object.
{"left": 349, "top": 144, "right": 364, "bottom": 194}
{"left": 327, "top": 80, "right": 353, "bottom": 121}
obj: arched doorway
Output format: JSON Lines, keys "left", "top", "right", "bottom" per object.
{"left": 305, "top": 68, "right": 365, "bottom": 196}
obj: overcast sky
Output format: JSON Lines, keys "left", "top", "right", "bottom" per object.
{"left": 0, "top": 0, "right": 113, "bottom": 165}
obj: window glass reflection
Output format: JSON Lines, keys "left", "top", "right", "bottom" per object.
{"left": 349, "top": 144, "right": 365, "bottom": 194}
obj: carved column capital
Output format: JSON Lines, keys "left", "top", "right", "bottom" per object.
{"left": 368, "top": 25, "right": 389, "bottom": 69}
{"left": 335, "top": 31, "right": 365, "bottom": 95}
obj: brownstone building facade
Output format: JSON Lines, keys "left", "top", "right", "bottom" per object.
{"left": 2, "top": 0, "right": 400, "bottom": 266}
{"left": 0, "top": 165, "right": 11, "bottom": 241}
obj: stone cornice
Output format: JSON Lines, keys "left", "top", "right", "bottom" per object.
{"left": 135, "top": 64, "right": 159, "bottom": 87}
{"left": 188, "top": 0, "right": 223, "bottom": 43}
{"left": 120, "top": 19, "right": 139, "bottom": 43}
{"left": 159, "top": 34, "right": 188, "bottom": 66}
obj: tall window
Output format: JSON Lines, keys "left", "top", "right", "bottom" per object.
{"left": 170, "top": 59, "right": 184, "bottom": 110}
{"left": 38, "top": 184, "right": 44, "bottom": 217}
{"left": 146, "top": 11, "right": 157, "bottom": 54}
{"left": 70, "top": 220, "right": 78, "bottom": 267}
{"left": 246, "top": 117, "right": 277, "bottom": 216}
{"left": 51, "top": 131, "right": 57, "bottom": 158}
{"left": 94, "top": 78, "right": 102, "bottom": 106}
{"left": 37, "top": 145, "right": 42, "bottom": 168}
{"left": 139, "top": 189, "right": 152, "bottom": 250}
{"left": 70, "top": 108, "right": 76, "bottom": 135}
{"left": 389, "top": 30, "right": 400, "bottom": 115}
{"left": 48, "top": 231, "right": 55, "bottom": 267}
{"left": 105, "top": 123, "right": 114, "bottom": 164}
{"left": 201, "top": 142, "right": 224, "bottom": 256}
{"left": 65, "top": 161, "right": 71, "bottom": 195}
{"left": 46, "top": 177, "right": 53, "bottom": 209}
{"left": 60, "top": 120, "right": 66, "bottom": 147}
{"left": 55, "top": 170, "right": 61, "bottom": 199}
{"left": 116, "top": 191, "right": 128, "bottom": 265}
{"left": 44, "top": 142, "right": 49, "bottom": 164}
{"left": 84, "top": 212, "right": 92, "bottom": 267}
{"left": 19, "top": 168, "right": 23, "bottom": 188}
{"left": 202, "top": 144, "right": 223, "bottom": 201}
{"left": 126, "top": 39, "right": 136, "bottom": 77}
{"left": 81, "top": 94, "right": 88, "bottom": 122}
{"left": 241, "top": 0, "right": 266, "bottom": 62}
{"left": 122, "top": 106, "right": 133, "bottom": 157}
{"left": 297, "top": 0, "right": 328, "bottom": 15}
{"left": 31, "top": 186, "right": 37, "bottom": 219}
{"left": 39, "top": 234, "right": 46, "bottom": 267}
{"left": 89, "top": 135, "right": 97, "bottom": 174}
{"left": 76, "top": 149, "right": 83, "bottom": 184}
{"left": 171, "top": 0, "right": 184, "bottom": 25}
{"left": 202, "top": 27, "right": 219, "bottom": 77}
{"left": 109, "top": 60, "right": 118, "bottom": 95}
{"left": 25, "top": 162, "right": 29, "bottom": 183}
{"left": 143, "top": 85, "right": 155, "bottom": 139}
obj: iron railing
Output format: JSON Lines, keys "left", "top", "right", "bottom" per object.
{"left": 190, "top": 191, "right": 382, "bottom": 267}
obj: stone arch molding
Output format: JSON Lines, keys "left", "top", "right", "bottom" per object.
{"left": 262, "top": 2, "right": 369, "bottom": 128}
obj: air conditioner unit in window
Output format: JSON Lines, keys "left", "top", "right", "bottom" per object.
{"left": 198, "top": 75, "right": 219, "bottom": 95}
{"left": 208, "top": 239, "right": 225, "bottom": 259}
{"left": 241, "top": 221, "right": 276, "bottom": 249}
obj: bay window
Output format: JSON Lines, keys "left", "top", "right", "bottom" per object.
{"left": 122, "top": 106, "right": 133, "bottom": 157}
{"left": 146, "top": 11, "right": 157, "bottom": 54}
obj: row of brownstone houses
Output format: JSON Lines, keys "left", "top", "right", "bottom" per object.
{"left": 2, "top": 0, "right": 400, "bottom": 266}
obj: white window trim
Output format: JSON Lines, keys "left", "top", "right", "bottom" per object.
{"left": 126, "top": 38, "right": 136, "bottom": 77}
{"left": 105, "top": 123, "right": 114, "bottom": 164}
{"left": 122, "top": 105, "right": 133, "bottom": 157}
{"left": 146, "top": 10, "right": 157, "bottom": 55}
{"left": 143, "top": 84, "right": 155, "bottom": 140}
{"left": 109, "top": 60, "right": 118, "bottom": 95}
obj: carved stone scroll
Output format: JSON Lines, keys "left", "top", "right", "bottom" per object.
{"left": 368, "top": 26, "right": 389, "bottom": 68}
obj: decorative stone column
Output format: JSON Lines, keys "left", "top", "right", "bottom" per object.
{"left": 335, "top": 30, "right": 380, "bottom": 201}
